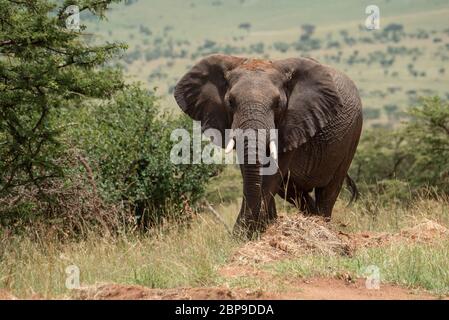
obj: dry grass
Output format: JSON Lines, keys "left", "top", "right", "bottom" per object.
{"left": 1, "top": 195, "right": 448, "bottom": 298}
{"left": 333, "top": 194, "right": 449, "bottom": 233}
{"left": 0, "top": 212, "right": 238, "bottom": 299}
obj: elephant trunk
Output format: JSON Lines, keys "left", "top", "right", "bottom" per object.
{"left": 233, "top": 137, "right": 265, "bottom": 238}
{"left": 231, "top": 104, "right": 275, "bottom": 238}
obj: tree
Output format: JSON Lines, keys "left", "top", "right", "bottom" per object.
{"left": 249, "top": 42, "right": 264, "bottom": 54}
{"left": 351, "top": 129, "right": 409, "bottom": 184}
{"left": 0, "top": 1, "right": 224, "bottom": 230}
{"left": 300, "top": 24, "right": 315, "bottom": 41}
{"left": 0, "top": 0, "right": 126, "bottom": 195}
{"left": 404, "top": 97, "right": 449, "bottom": 193}
{"left": 273, "top": 42, "right": 290, "bottom": 53}
{"left": 383, "top": 104, "right": 399, "bottom": 122}
{"left": 383, "top": 23, "right": 404, "bottom": 42}
{"left": 238, "top": 22, "right": 251, "bottom": 33}
{"left": 362, "top": 107, "right": 381, "bottom": 120}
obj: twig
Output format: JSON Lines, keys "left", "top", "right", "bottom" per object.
{"left": 204, "top": 200, "right": 232, "bottom": 235}
{"left": 75, "top": 153, "right": 98, "bottom": 198}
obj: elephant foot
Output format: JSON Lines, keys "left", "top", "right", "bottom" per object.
{"left": 232, "top": 224, "right": 253, "bottom": 241}
{"left": 232, "top": 219, "right": 265, "bottom": 240}
{"left": 299, "top": 192, "right": 319, "bottom": 216}
{"left": 233, "top": 198, "right": 277, "bottom": 240}
{"left": 233, "top": 213, "right": 273, "bottom": 240}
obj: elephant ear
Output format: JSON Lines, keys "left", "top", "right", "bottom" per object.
{"left": 274, "top": 58, "right": 342, "bottom": 152}
{"left": 174, "top": 54, "right": 245, "bottom": 147}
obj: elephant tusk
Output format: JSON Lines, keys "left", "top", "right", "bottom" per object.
{"left": 225, "top": 138, "right": 235, "bottom": 154}
{"left": 269, "top": 140, "right": 278, "bottom": 160}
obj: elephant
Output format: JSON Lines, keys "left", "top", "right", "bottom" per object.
{"left": 174, "top": 54, "right": 363, "bottom": 239}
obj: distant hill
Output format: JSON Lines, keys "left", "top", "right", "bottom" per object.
{"left": 88, "top": 0, "right": 449, "bottom": 127}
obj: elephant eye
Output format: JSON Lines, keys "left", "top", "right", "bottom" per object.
{"left": 277, "top": 93, "right": 287, "bottom": 110}
{"left": 273, "top": 95, "right": 281, "bottom": 108}
{"left": 228, "top": 96, "right": 237, "bottom": 110}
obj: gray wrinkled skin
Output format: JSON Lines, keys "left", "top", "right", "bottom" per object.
{"left": 174, "top": 54, "right": 363, "bottom": 239}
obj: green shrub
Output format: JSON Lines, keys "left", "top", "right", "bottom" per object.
{"left": 0, "top": 1, "right": 222, "bottom": 230}
{"left": 404, "top": 97, "right": 449, "bottom": 193}
{"left": 63, "top": 86, "right": 222, "bottom": 227}
{"left": 351, "top": 128, "right": 411, "bottom": 185}
{"left": 352, "top": 96, "right": 449, "bottom": 199}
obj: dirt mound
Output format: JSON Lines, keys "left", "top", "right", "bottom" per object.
{"left": 401, "top": 218, "right": 449, "bottom": 240}
{"left": 74, "top": 284, "right": 272, "bottom": 300}
{"left": 346, "top": 218, "right": 449, "bottom": 249}
{"left": 232, "top": 215, "right": 352, "bottom": 264}
{"left": 232, "top": 215, "right": 449, "bottom": 265}
{"left": 0, "top": 289, "right": 17, "bottom": 300}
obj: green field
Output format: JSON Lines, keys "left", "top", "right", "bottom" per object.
{"left": 86, "top": 0, "right": 449, "bottom": 127}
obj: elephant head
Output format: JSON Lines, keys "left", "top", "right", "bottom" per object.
{"left": 174, "top": 54, "right": 342, "bottom": 236}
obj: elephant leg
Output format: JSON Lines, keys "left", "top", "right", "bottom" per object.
{"left": 314, "top": 166, "right": 348, "bottom": 219}
{"left": 268, "top": 197, "right": 277, "bottom": 221}
{"left": 277, "top": 182, "right": 300, "bottom": 207}
{"left": 301, "top": 191, "right": 318, "bottom": 215}
{"left": 259, "top": 173, "right": 282, "bottom": 227}
{"left": 315, "top": 132, "right": 362, "bottom": 219}
{"left": 315, "top": 184, "right": 341, "bottom": 218}
{"left": 235, "top": 190, "right": 276, "bottom": 238}
{"left": 277, "top": 181, "right": 318, "bottom": 215}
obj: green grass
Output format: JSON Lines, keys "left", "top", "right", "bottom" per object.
{"left": 266, "top": 240, "right": 449, "bottom": 296}
{"left": 206, "top": 165, "right": 242, "bottom": 205}
{"left": 1, "top": 156, "right": 448, "bottom": 298}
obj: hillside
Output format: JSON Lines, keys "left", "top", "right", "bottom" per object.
{"left": 87, "top": 0, "right": 449, "bottom": 127}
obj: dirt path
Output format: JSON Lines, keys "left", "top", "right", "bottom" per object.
{"left": 72, "top": 277, "right": 437, "bottom": 300}
{"left": 2, "top": 272, "right": 437, "bottom": 300}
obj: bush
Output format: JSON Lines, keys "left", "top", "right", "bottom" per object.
{"left": 0, "top": 149, "right": 126, "bottom": 237}
{"left": 0, "top": 1, "right": 222, "bottom": 232}
{"left": 352, "top": 96, "right": 449, "bottom": 198}
{"left": 62, "top": 86, "right": 222, "bottom": 227}
{"left": 404, "top": 97, "right": 449, "bottom": 192}
{"left": 351, "top": 128, "right": 410, "bottom": 184}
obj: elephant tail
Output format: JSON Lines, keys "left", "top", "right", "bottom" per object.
{"left": 345, "top": 174, "right": 359, "bottom": 205}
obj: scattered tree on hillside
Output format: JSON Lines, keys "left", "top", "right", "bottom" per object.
{"left": 238, "top": 22, "right": 252, "bottom": 33}
{"left": 363, "top": 107, "right": 381, "bottom": 120}
{"left": 300, "top": 24, "right": 315, "bottom": 41}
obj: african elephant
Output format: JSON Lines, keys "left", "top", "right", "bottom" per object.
{"left": 174, "top": 54, "right": 363, "bottom": 238}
